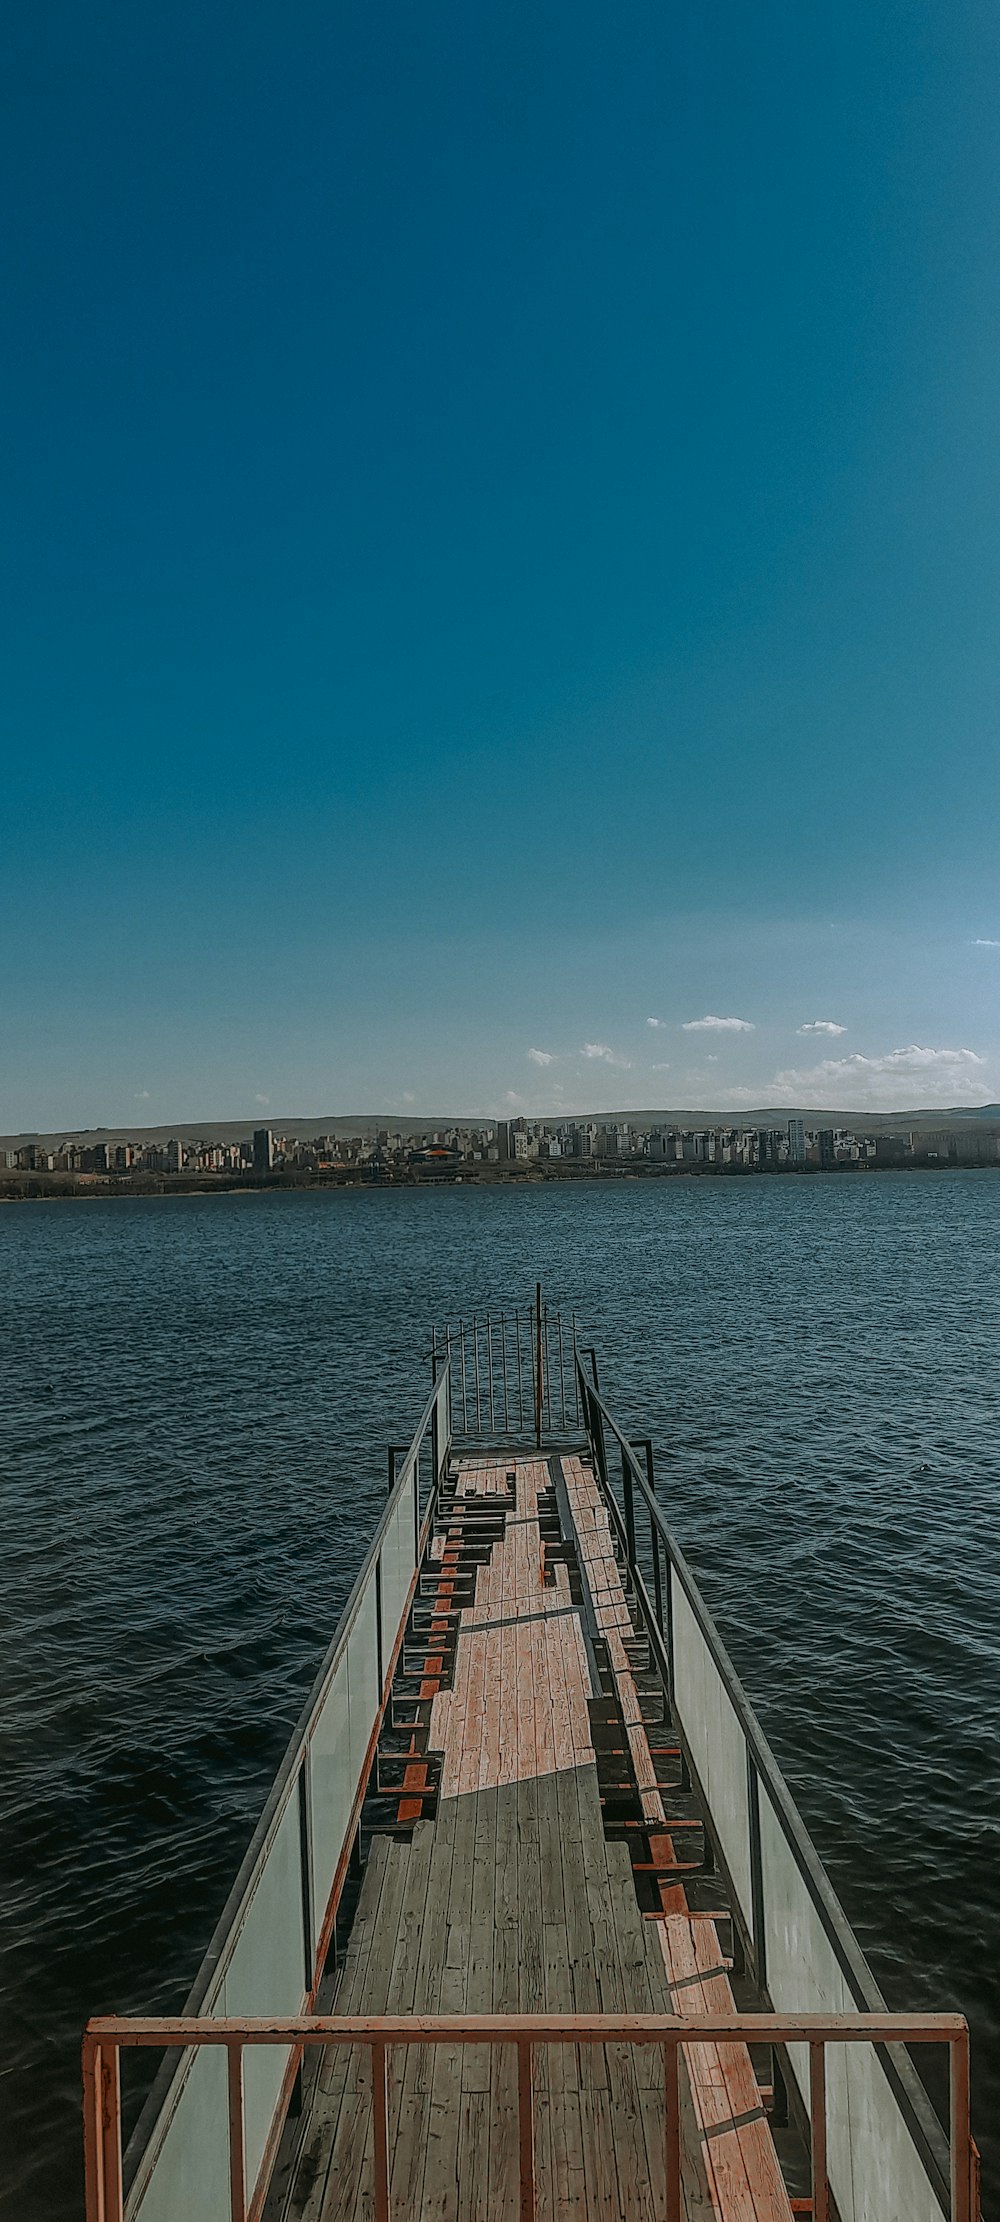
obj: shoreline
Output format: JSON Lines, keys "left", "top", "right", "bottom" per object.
{"left": 2, "top": 1159, "right": 998, "bottom": 1202}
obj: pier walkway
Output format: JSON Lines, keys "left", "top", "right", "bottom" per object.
{"left": 280, "top": 1452, "right": 793, "bottom": 2222}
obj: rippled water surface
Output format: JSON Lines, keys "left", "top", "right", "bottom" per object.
{"left": 1, "top": 1177, "right": 999, "bottom": 2219}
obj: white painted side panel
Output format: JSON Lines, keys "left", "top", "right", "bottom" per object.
{"left": 309, "top": 1653, "right": 352, "bottom": 1941}
{"left": 221, "top": 1793, "right": 305, "bottom": 2194}
{"left": 758, "top": 1785, "right": 946, "bottom": 2222}
{"left": 670, "top": 1572, "right": 753, "bottom": 1931}
{"left": 130, "top": 2047, "right": 230, "bottom": 2222}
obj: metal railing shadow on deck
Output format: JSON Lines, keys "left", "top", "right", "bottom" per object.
{"left": 98, "top": 1368, "right": 452, "bottom": 2222}
{"left": 575, "top": 1356, "right": 978, "bottom": 2222}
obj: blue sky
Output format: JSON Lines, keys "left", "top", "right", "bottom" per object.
{"left": 3, "top": 1, "right": 1000, "bottom": 1128}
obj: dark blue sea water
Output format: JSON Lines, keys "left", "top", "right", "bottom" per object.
{"left": 1, "top": 1176, "right": 998, "bottom": 2219}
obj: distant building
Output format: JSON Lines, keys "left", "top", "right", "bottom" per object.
{"left": 253, "top": 1127, "right": 275, "bottom": 1175}
{"left": 788, "top": 1119, "right": 806, "bottom": 1164}
{"left": 818, "top": 1130, "right": 836, "bottom": 1169}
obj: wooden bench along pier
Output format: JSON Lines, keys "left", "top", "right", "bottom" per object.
{"left": 83, "top": 1301, "right": 978, "bottom": 2222}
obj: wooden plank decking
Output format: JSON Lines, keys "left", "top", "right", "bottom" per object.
{"left": 280, "top": 1454, "right": 793, "bottom": 2222}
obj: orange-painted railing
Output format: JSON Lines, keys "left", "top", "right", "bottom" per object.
{"left": 83, "top": 2008, "right": 975, "bottom": 2222}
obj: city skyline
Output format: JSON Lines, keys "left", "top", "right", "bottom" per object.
{"left": 7, "top": 1107, "right": 1000, "bottom": 1189}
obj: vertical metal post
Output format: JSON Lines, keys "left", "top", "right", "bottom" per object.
{"left": 746, "top": 1753, "right": 767, "bottom": 1993}
{"left": 637, "top": 1439, "right": 663, "bottom": 1629}
{"left": 951, "top": 2027, "right": 972, "bottom": 2222}
{"left": 664, "top": 2040, "right": 681, "bottom": 2222}
{"left": 571, "top": 1315, "right": 580, "bottom": 1423}
{"left": 228, "top": 2044, "right": 247, "bottom": 2222}
{"left": 83, "top": 2035, "right": 124, "bottom": 2222}
{"left": 459, "top": 1320, "right": 468, "bottom": 1433}
{"left": 100, "top": 2043, "right": 123, "bottom": 2222}
{"left": 372, "top": 2041, "right": 391, "bottom": 2222}
{"left": 557, "top": 1311, "right": 566, "bottom": 1429}
{"left": 534, "top": 1283, "right": 543, "bottom": 1449}
{"left": 82, "top": 2035, "right": 103, "bottom": 2222}
{"left": 430, "top": 1324, "right": 437, "bottom": 1383}
{"left": 473, "top": 1317, "right": 482, "bottom": 1431}
{"left": 298, "top": 1758, "right": 315, "bottom": 1991}
{"left": 501, "top": 1312, "right": 510, "bottom": 1432}
{"left": 809, "top": 2043, "right": 828, "bottom": 2222}
{"left": 515, "top": 1310, "right": 525, "bottom": 1429}
{"left": 542, "top": 1303, "right": 552, "bottom": 1430}
{"left": 517, "top": 2039, "right": 536, "bottom": 2222}
{"left": 621, "top": 1443, "right": 636, "bottom": 1566}
{"left": 592, "top": 1400, "right": 609, "bottom": 1494}
{"left": 487, "top": 1314, "right": 496, "bottom": 1432}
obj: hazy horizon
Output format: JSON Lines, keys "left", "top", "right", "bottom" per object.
{"left": 7, "top": 1099, "right": 1000, "bottom": 1150}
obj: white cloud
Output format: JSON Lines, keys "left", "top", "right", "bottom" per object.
{"left": 646, "top": 1017, "right": 665, "bottom": 1029}
{"left": 682, "top": 1014, "right": 755, "bottom": 1033}
{"left": 527, "top": 1047, "right": 555, "bottom": 1066}
{"left": 767, "top": 1044, "right": 988, "bottom": 1110}
{"left": 651, "top": 1061, "right": 671, "bottom": 1072}
{"left": 402, "top": 1090, "right": 416, "bottom": 1103}
{"left": 797, "top": 1020, "right": 847, "bottom": 1037}
{"left": 133, "top": 1088, "right": 151, "bottom": 1101}
{"left": 504, "top": 1090, "right": 526, "bottom": 1106}
{"left": 973, "top": 939, "right": 1000, "bottom": 949}
{"left": 580, "top": 1041, "right": 632, "bottom": 1068}
{"left": 254, "top": 1092, "right": 270, "bottom": 1105}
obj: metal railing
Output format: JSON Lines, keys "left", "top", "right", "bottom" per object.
{"left": 107, "top": 1367, "right": 452, "bottom": 2222}
{"left": 83, "top": 2008, "right": 974, "bottom": 2222}
{"left": 433, "top": 1290, "right": 582, "bottom": 1442}
{"left": 575, "top": 1357, "right": 970, "bottom": 2222}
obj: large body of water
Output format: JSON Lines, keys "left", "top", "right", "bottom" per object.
{"left": 1, "top": 1175, "right": 998, "bottom": 2219}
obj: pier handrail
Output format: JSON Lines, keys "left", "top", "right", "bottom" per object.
{"left": 83, "top": 2007, "right": 975, "bottom": 2222}
{"left": 575, "top": 1357, "right": 959, "bottom": 2220}
{"left": 114, "top": 1363, "right": 452, "bottom": 2222}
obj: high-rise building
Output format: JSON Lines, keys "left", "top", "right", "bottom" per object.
{"left": 788, "top": 1119, "right": 806, "bottom": 1164}
{"left": 253, "top": 1127, "right": 275, "bottom": 1175}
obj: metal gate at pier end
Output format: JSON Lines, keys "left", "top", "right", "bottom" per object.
{"left": 431, "top": 1287, "right": 583, "bottom": 1447}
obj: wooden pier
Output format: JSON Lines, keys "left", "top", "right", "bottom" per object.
{"left": 86, "top": 1327, "right": 969, "bottom": 2222}
{"left": 279, "top": 1452, "right": 794, "bottom": 2222}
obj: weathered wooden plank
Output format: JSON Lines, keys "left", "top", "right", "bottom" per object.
{"left": 658, "top": 1917, "right": 794, "bottom": 2222}
{"left": 417, "top": 1789, "right": 479, "bottom": 2222}
{"left": 489, "top": 1774, "right": 521, "bottom": 2222}
{"left": 288, "top": 1832, "right": 393, "bottom": 2222}
{"left": 309, "top": 1836, "right": 412, "bottom": 2222}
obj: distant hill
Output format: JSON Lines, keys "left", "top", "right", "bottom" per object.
{"left": 5, "top": 1103, "right": 1000, "bottom": 1150}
